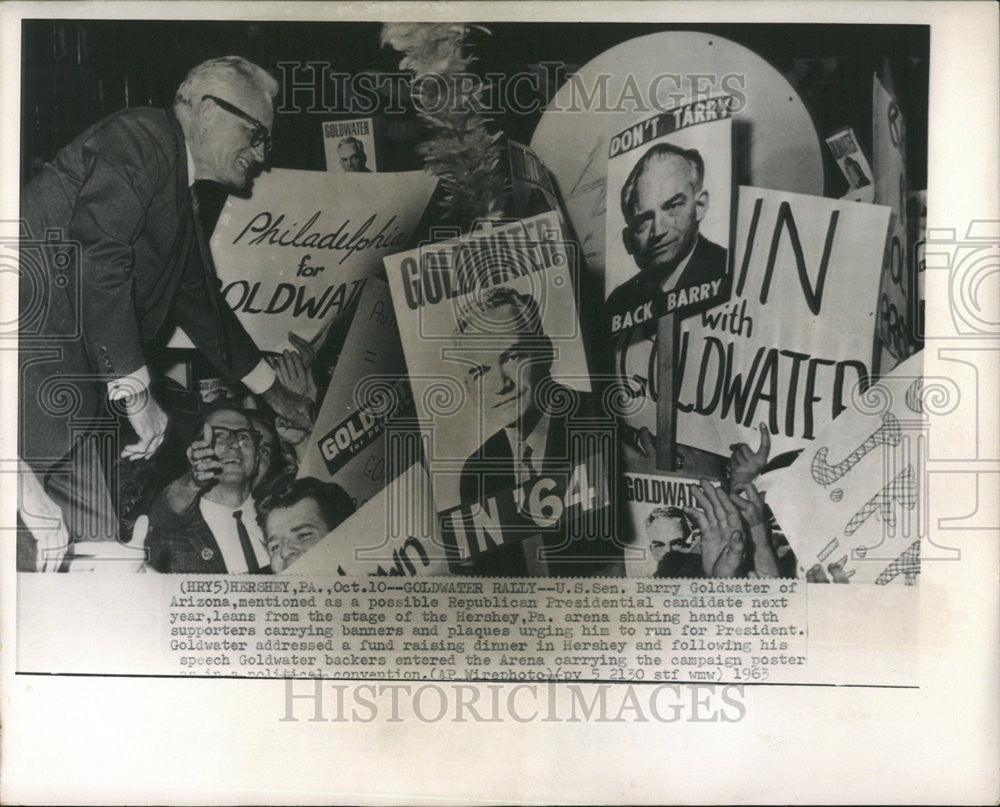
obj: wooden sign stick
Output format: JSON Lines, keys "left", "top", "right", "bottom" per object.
{"left": 656, "top": 313, "right": 679, "bottom": 471}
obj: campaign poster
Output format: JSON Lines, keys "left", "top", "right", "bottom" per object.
{"left": 675, "top": 185, "right": 892, "bottom": 458}
{"left": 765, "top": 352, "right": 925, "bottom": 584}
{"left": 384, "top": 213, "right": 622, "bottom": 575}
{"left": 296, "top": 278, "right": 416, "bottom": 508}
{"left": 277, "top": 461, "right": 450, "bottom": 577}
{"left": 621, "top": 473, "right": 704, "bottom": 578}
{"left": 604, "top": 96, "right": 734, "bottom": 335}
{"left": 873, "top": 75, "right": 919, "bottom": 362}
{"left": 169, "top": 167, "right": 437, "bottom": 352}
{"left": 323, "top": 117, "right": 378, "bottom": 173}
{"left": 825, "top": 126, "right": 875, "bottom": 203}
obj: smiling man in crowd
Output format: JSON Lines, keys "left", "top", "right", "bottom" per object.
{"left": 146, "top": 405, "right": 270, "bottom": 573}
{"left": 257, "top": 477, "right": 355, "bottom": 573}
{"left": 18, "top": 56, "right": 313, "bottom": 566}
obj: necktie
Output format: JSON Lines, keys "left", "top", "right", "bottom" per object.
{"left": 233, "top": 510, "right": 260, "bottom": 574}
{"left": 190, "top": 183, "right": 228, "bottom": 361}
{"left": 517, "top": 444, "right": 535, "bottom": 485}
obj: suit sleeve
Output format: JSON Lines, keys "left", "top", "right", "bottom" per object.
{"left": 69, "top": 152, "right": 160, "bottom": 380}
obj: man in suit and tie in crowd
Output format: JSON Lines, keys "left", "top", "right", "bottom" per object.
{"left": 605, "top": 141, "right": 727, "bottom": 322}
{"left": 146, "top": 405, "right": 270, "bottom": 573}
{"left": 455, "top": 286, "right": 623, "bottom": 576}
{"left": 18, "top": 56, "right": 313, "bottom": 567}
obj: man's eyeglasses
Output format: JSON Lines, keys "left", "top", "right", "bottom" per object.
{"left": 202, "top": 94, "right": 273, "bottom": 155}
{"left": 212, "top": 427, "right": 260, "bottom": 450}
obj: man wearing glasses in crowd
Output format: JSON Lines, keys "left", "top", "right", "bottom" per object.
{"left": 146, "top": 405, "right": 271, "bottom": 573}
{"left": 18, "top": 56, "right": 313, "bottom": 566}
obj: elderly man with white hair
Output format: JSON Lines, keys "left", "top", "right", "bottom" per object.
{"left": 18, "top": 56, "right": 313, "bottom": 567}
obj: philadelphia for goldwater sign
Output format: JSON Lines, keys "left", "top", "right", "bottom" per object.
{"left": 169, "top": 167, "right": 437, "bottom": 352}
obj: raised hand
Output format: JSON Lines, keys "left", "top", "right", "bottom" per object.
{"left": 274, "top": 415, "right": 310, "bottom": 447}
{"left": 685, "top": 478, "right": 747, "bottom": 578}
{"left": 727, "top": 421, "right": 771, "bottom": 489}
{"left": 268, "top": 348, "right": 318, "bottom": 403}
{"left": 261, "top": 379, "right": 315, "bottom": 432}
{"left": 185, "top": 422, "right": 223, "bottom": 486}
{"left": 806, "top": 562, "right": 850, "bottom": 583}
{"left": 732, "top": 482, "right": 779, "bottom": 578}
{"left": 287, "top": 329, "right": 319, "bottom": 369}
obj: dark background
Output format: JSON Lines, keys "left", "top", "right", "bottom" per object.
{"left": 21, "top": 20, "right": 929, "bottom": 197}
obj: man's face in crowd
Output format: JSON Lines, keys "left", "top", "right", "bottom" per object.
{"left": 338, "top": 142, "right": 366, "bottom": 172}
{"left": 206, "top": 409, "right": 258, "bottom": 487}
{"left": 264, "top": 497, "right": 331, "bottom": 572}
{"left": 461, "top": 304, "right": 550, "bottom": 431}
{"left": 646, "top": 516, "right": 686, "bottom": 564}
{"left": 624, "top": 153, "right": 708, "bottom": 281}
{"left": 196, "top": 80, "right": 273, "bottom": 189}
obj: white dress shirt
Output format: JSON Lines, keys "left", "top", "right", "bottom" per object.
{"left": 506, "top": 413, "right": 552, "bottom": 486}
{"left": 198, "top": 494, "right": 270, "bottom": 573}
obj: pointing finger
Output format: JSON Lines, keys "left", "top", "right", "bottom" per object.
{"left": 755, "top": 422, "right": 771, "bottom": 460}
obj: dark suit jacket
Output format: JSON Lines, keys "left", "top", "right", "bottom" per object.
{"left": 606, "top": 233, "right": 728, "bottom": 327}
{"left": 457, "top": 382, "right": 624, "bottom": 576}
{"left": 19, "top": 107, "right": 262, "bottom": 470}
{"left": 145, "top": 490, "right": 270, "bottom": 574}
{"left": 145, "top": 491, "right": 229, "bottom": 574}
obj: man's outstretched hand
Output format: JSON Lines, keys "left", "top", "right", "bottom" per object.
{"left": 120, "top": 386, "right": 169, "bottom": 461}
{"left": 727, "top": 421, "right": 771, "bottom": 490}
{"left": 260, "top": 379, "right": 314, "bottom": 432}
{"left": 686, "top": 478, "right": 748, "bottom": 578}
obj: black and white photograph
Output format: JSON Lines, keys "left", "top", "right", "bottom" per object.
{"left": 1, "top": 3, "right": 996, "bottom": 804}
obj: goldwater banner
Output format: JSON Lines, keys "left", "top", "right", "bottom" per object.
{"left": 383, "top": 213, "right": 620, "bottom": 574}
{"left": 765, "top": 351, "right": 924, "bottom": 585}
{"left": 297, "top": 277, "right": 415, "bottom": 508}
{"left": 323, "top": 117, "right": 378, "bottom": 173}
{"left": 169, "top": 167, "right": 436, "bottom": 352}
{"left": 277, "top": 461, "right": 449, "bottom": 577}
{"left": 622, "top": 472, "right": 703, "bottom": 578}
{"left": 676, "top": 185, "right": 891, "bottom": 457}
